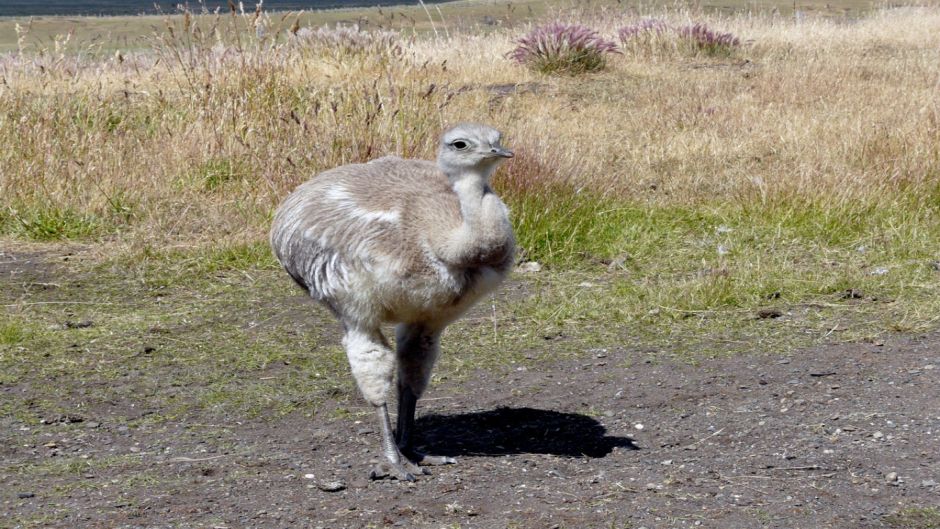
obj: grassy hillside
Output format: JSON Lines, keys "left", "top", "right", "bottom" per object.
{"left": 0, "top": 0, "right": 882, "bottom": 52}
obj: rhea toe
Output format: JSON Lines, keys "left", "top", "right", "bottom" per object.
{"left": 270, "top": 123, "right": 516, "bottom": 481}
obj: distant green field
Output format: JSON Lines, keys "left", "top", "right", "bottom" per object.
{"left": 1, "top": 0, "right": 881, "bottom": 53}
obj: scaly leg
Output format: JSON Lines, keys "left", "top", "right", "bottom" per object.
{"left": 342, "top": 324, "right": 426, "bottom": 481}
{"left": 368, "top": 403, "right": 428, "bottom": 481}
{"left": 395, "top": 324, "right": 456, "bottom": 467}
{"left": 396, "top": 384, "right": 456, "bottom": 466}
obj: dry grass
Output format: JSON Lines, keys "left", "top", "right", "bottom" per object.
{"left": 4, "top": 8, "right": 939, "bottom": 229}
{"left": 1, "top": 5, "right": 939, "bottom": 312}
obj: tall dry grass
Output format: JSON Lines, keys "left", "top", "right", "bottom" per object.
{"left": 0, "top": 6, "right": 939, "bottom": 255}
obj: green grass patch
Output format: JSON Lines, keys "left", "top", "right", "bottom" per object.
{"left": 122, "top": 241, "right": 280, "bottom": 288}
{"left": 885, "top": 507, "right": 940, "bottom": 529}
{"left": 0, "top": 317, "right": 30, "bottom": 346}
{"left": 187, "top": 158, "right": 247, "bottom": 192}
{"left": 506, "top": 190, "right": 940, "bottom": 320}
{"left": 1, "top": 186, "right": 937, "bottom": 426}
{"left": 0, "top": 205, "right": 103, "bottom": 241}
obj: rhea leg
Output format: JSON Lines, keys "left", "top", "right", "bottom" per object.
{"left": 395, "top": 324, "right": 456, "bottom": 466}
{"left": 342, "top": 325, "right": 426, "bottom": 480}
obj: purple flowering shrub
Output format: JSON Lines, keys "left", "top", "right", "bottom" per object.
{"left": 617, "top": 18, "right": 669, "bottom": 41}
{"left": 616, "top": 18, "right": 671, "bottom": 57}
{"left": 508, "top": 23, "right": 619, "bottom": 74}
{"left": 676, "top": 23, "right": 741, "bottom": 56}
{"left": 617, "top": 19, "right": 741, "bottom": 58}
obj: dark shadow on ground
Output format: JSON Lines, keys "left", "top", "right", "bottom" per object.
{"left": 414, "top": 406, "right": 638, "bottom": 458}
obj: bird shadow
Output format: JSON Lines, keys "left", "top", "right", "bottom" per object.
{"left": 413, "top": 406, "right": 639, "bottom": 458}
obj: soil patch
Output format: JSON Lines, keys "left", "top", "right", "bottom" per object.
{"left": 4, "top": 328, "right": 939, "bottom": 528}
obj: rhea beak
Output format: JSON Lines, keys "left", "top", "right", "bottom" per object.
{"left": 489, "top": 147, "right": 514, "bottom": 159}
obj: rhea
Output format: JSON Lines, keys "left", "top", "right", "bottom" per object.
{"left": 270, "top": 123, "right": 515, "bottom": 481}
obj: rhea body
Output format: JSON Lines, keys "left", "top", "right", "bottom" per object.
{"left": 270, "top": 123, "right": 515, "bottom": 480}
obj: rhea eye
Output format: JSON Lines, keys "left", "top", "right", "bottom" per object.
{"left": 451, "top": 140, "right": 469, "bottom": 150}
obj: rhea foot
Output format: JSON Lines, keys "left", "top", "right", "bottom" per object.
{"left": 403, "top": 449, "right": 457, "bottom": 467}
{"left": 369, "top": 457, "right": 430, "bottom": 481}
{"left": 395, "top": 387, "right": 457, "bottom": 468}
{"left": 370, "top": 403, "right": 432, "bottom": 481}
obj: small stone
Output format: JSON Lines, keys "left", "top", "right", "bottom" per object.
{"left": 757, "top": 308, "right": 783, "bottom": 319}
{"left": 885, "top": 472, "right": 898, "bottom": 483}
{"left": 872, "top": 431, "right": 884, "bottom": 440}
{"left": 317, "top": 480, "right": 346, "bottom": 492}
{"left": 841, "top": 289, "right": 864, "bottom": 299}
{"left": 922, "top": 479, "right": 938, "bottom": 488}
{"left": 304, "top": 473, "right": 315, "bottom": 479}
{"left": 607, "top": 254, "right": 631, "bottom": 271}
{"left": 516, "top": 261, "right": 542, "bottom": 273}
{"left": 634, "top": 423, "right": 644, "bottom": 430}
{"left": 870, "top": 267, "right": 889, "bottom": 275}
{"left": 17, "top": 492, "right": 35, "bottom": 499}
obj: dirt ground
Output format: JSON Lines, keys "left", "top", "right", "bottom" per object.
{"left": 2, "top": 250, "right": 940, "bottom": 529}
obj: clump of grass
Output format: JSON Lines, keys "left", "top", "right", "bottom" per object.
{"left": 885, "top": 507, "right": 940, "bottom": 529}
{"left": 508, "top": 22, "right": 619, "bottom": 75}
{"left": 116, "top": 241, "right": 279, "bottom": 288}
{"left": 617, "top": 19, "right": 740, "bottom": 58}
{"left": 616, "top": 18, "right": 671, "bottom": 57}
{"left": 0, "top": 205, "right": 102, "bottom": 241}
{"left": 677, "top": 23, "right": 740, "bottom": 56}
{"left": 191, "top": 158, "right": 243, "bottom": 192}
{"left": 0, "top": 318, "right": 29, "bottom": 346}
{"left": 294, "top": 24, "right": 403, "bottom": 60}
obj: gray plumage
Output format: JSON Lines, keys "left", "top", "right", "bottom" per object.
{"left": 270, "top": 123, "right": 515, "bottom": 480}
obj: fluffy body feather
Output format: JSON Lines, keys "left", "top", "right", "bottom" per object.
{"left": 270, "top": 156, "right": 514, "bottom": 329}
{"left": 270, "top": 123, "right": 515, "bottom": 481}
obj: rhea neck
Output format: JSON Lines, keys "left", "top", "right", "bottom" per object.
{"left": 438, "top": 159, "right": 501, "bottom": 225}
{"left": 440, "top": 159, "right": 499, "bottom": 195}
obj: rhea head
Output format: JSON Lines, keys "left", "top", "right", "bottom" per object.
{"left": 437, "top": 123, "right": 513, "bottom": 181}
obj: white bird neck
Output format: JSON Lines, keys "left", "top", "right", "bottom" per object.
{"left": 449, "top": 171, "right": 491, "bottom": 217}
